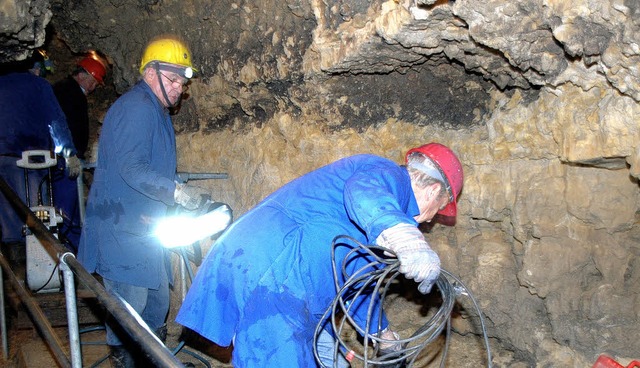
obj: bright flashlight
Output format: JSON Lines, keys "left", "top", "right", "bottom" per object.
{"left": 155, "top": 204, "right": 232, "bottom": 248}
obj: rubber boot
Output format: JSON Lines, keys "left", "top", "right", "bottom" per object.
{"left": 109, "top": 345, "right": 135, "bottom": 368}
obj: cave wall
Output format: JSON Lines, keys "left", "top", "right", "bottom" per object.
{"left": 2, "top": 0, "right": 639, "bottom": 366}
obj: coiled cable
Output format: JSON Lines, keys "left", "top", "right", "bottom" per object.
{"left": 314, "top": 235, "right": 492, "bottom": 367}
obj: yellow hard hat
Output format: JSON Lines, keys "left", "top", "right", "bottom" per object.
{"left": 139, "top": 37, "right": 196, "bottom": 77}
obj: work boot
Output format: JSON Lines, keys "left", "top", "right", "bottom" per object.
{"left": 155, "top": 323, "right": 168, "bottom": 343}
{"left": 109, "top": 345, "right": 135, "bottom": 368}
{"left": 152, "top": 324, "right": 195, "bottom": 367}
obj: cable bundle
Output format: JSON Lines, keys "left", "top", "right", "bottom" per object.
{"left": 314, "top": 235, "right": 492, "bottom": 368}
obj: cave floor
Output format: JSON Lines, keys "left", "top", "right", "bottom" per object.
{"left": 0, "top": 249, "right": 518, "bottom": 367}
{"left": 1, "top": 323, "right": 517, "bottom": 368}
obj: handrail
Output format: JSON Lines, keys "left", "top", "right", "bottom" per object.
{"left": 0, "top": 251, "right": 71, "bottom": 368}
{"left": 0, "top": 176, "right": 185, "bottom": 367}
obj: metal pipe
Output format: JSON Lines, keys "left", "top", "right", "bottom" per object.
{"left": 76, "top": 173, "right": 85, "bottom": 225}
{"left": 0, "top": 261, "right": 7, "bottom": 359}
{"left": 60, "top": 259, "right": 82, "bottom": 368}
{"left": 0, "top": 251, "right": 71, "bottom": 368}
{"left": 60, "top": 253, "right": 185, "bottom": 367}
{"left": 0, "top": 176, "right": 185, "bottom": 367}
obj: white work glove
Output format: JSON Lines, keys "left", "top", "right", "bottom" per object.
{"left": 174, "top": 183, "right": 209, "bottom": 210}
{"left": 376, "top": 223, "right": 441, "bottom": 294}
{"left": 65, "top": 155, "right": 82, "bottom": 179}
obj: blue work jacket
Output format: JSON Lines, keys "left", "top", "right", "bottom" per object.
{"left": 78, "top": 81, "right": 177, "bottom": 289}
{"left": 0, "top": 72, "right": 76, "bottom": 156}
{"left": 0, "top": 72, "right": 76, "bottom": 243}
{"left": 177, "top": 154, "right": 421, "bottom": 367}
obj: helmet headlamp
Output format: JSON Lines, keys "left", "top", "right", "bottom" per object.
{"left": 155, "top": 62, "right": 194, "bottom": 79}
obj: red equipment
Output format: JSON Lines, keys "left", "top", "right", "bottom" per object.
{"left": 593, "top": 355, "right": 640, "bottom": 368}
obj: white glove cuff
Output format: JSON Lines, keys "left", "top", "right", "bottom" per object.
{"left": 376, "top": 223, "right": 428, "bottom": 254}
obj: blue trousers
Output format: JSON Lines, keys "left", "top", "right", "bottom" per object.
{"left": 316, "top": 328, "right": 350, "bottom": 368}
{"left": 52, "top": 160, "right": 81, "bottom": 252}
{"left": 103, "top": 269, "right": 170, "bottom": 346}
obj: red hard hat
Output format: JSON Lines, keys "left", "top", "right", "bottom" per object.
{"left": 405, "top": 143, "right": 463, "bottom": 217}
{"left": 78, "top": 57, "right": 106, "bottom": 84}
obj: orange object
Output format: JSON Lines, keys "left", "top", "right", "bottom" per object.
{"left": 593, "top": 354, "right": 640, "bottom": 368}
{"left": 78, "top": 56, "right": 106, "bottom": 84}
{"left": 345, "top": 350, "right": 355, "bottom": 362}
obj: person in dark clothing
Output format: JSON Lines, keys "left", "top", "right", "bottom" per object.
{"left": 51, "top": 55, "right": 107, "bottom": 251}
{"left": 0, "top": 71, "right": 81, "bottom": 246}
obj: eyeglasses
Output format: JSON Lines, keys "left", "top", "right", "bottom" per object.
{"left": 159, "top": 71, "right": 188, "bottom": 88}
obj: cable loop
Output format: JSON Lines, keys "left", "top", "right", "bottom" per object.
{"left": 314, "top": 235, "right": 493, "bottom": 368}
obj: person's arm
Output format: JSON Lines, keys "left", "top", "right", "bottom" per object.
{"left": 41, "top": 81, "right": 81, "bottom": 178}
{"left": 41, "top": 81, "right": 77, "bottom": 158}
{"left": 340, "top": 164, "right": 413, "bottom": 335}
{"left": 344, "top": 164, "right": 440, "bottom": 293}
{"left": 109, "top": 98, "right": 208, "bottom": 209}
{"left": 343, "top": 164, "right": 417, "bottom": 241}
{"left": 110, "top": 100, "right": 176, "bottom": 205}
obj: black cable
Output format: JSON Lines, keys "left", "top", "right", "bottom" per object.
{"left": 441, "top": 269, "right": 493, "bottom": 367}
{"left": 314, "top": 235, "right": 493, "bottom": 368}
{"left": 171, "top": 341, "right": 212, "bottom": 368}
{"left": 31, "top": 262, "right": 61, "bottom": 293}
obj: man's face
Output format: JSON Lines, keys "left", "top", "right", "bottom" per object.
{"left": 412, "top": 182, "right": 449, "bottom": 223}
{"left": 149, "top": 68, "right": 188, "bottom": 107}
{"left": 79, "top": 73, "right": 99, "bottom": 95}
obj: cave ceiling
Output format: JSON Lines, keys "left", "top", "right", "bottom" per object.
{"left": 1, "top": 0, "right": 639, "bottom": 132}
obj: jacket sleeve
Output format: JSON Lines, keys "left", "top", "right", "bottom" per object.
{"left": 41, "top": 81, "right": 77, "bottom": 157}
{"left": 341, "top": 161, "right": 419, "bottom": 335}
{"left": 109, "top": 99, "right": 176, "bottom": 205}
{"left": 343, "top": 163, "right": 418, "bottom": 242}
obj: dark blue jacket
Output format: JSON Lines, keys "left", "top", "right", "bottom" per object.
{"left": 78, "top": 81, "right": 177, "bottom": 288}
{"left": 0, "top": 72, "right": 76, "bottom": 243}
{"left": 0, "top": 72, "right": 76, "bottom": 156}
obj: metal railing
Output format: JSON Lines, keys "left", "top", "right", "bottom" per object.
{"left": 0, "top": 176, "right": 185, "bottom": 368}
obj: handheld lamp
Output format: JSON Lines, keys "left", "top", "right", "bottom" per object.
{"left": 155, "top": 204, "right": 232, "bottom": 248}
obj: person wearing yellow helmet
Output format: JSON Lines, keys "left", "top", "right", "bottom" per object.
{"left": 139, "top": 36, "right": 197, "bottom": 108}
{"left": 77, "top": 36, "right": 209, "bottom": 368}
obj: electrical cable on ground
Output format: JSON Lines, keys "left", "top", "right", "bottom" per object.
{"left": 314, "top": 235, "right": 493, "bottom": 368}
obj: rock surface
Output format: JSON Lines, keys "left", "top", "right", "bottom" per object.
{"left": 1, "top": 0, "right": 639, "bottom": 366}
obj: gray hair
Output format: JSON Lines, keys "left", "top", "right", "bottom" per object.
{"left": 406, "top": 152, "right": 448, "bottom": 199}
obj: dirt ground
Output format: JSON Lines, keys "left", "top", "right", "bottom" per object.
{"left": 0, "top": 287, "right": 519, "bottom": 368}
{"left": 1, "top": 245, "right": 515, "bottom": 368}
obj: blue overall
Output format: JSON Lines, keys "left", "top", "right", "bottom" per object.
{"left": 176, "top": 154, "right": 420, "bottom": 367}
{"left": 77, "top": 81, "right": 177, "bottom": 344}
{"left": 0, "top": 72, "right": 76, "bottom": 243}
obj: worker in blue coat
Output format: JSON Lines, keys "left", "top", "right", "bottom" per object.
{"left": 77, "top": 36, "right": 210, "bottom": 368}
{"left": 0, "top": 69, "right": 81, "bottom": 247}
{"left": 176, "top": 143, "right": 464, "bottom": 368}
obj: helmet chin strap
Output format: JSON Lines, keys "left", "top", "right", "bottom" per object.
{"left": 153, "top": 63, "right": 181, "bottom": 108}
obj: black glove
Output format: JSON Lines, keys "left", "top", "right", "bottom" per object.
{"left": 174, "top": 183, "right": 209, "bottom": 210}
